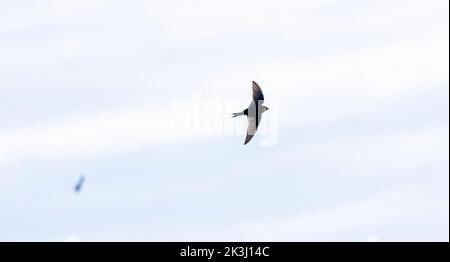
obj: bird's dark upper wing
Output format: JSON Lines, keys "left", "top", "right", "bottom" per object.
{"left": 252, "top": 81, "right": 264, "bottom": 102}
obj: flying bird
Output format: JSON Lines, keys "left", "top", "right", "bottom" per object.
{"left": 232, "top": 81, "right": 269, "bottom": 145}
{"left": 74, "top": 175, "right": 85, "bottom": 193}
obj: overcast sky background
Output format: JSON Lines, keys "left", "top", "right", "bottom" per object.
{"left": 0, "top": 0, "right": 448, "bottom": 241}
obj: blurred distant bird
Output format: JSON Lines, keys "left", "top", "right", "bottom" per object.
{"left": 232, "top": 81, "right": 269, "bottom": 145}
{"left": 74, "top": 175, "right": 85, "bottom": 193}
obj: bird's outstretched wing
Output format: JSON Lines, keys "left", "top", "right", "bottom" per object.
{"left": 244, "top": 117, "right": 256, "bottom": 145}
{"left": 252, "top": 81, "right": 264, "bottom": 102}
{"left": 244, "top": 113, "right": 262, "bottom": 145}
{"left": 244, "top": 134, "right": 254, "bottom": 145}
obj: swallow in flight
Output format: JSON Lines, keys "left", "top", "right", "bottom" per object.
{"left": 232, "top": 81, "right": 269, "bottom": 145}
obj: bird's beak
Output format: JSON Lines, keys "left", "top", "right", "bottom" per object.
{"left": 267, "top": 107, "right": 270, "bottom": 110}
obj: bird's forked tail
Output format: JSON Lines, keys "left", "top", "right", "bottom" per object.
{"left": 231, "top": 111, "right": 245, "bottom": 118}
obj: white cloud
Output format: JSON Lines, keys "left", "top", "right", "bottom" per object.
{"left": 273, "top": 123, "right": 449, "bottom": 179}
{"left": 147, "top": 0, "right": 333, "bottom": 39}
{"left": 0, "top": 105, "right": 183, "bottom": 167}
{"left": 146, "top": 0, "right": 448, "bottom": 40}
{"left": 49, "top": 175, "right": 448, "bottom": 241}
{"left": 208, "top": 179, "right": 449, "bottom": 241}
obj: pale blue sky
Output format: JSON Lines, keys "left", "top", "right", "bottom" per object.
{"left": 0, "top": 0, "right": 448, "bottom": 241}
